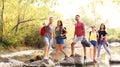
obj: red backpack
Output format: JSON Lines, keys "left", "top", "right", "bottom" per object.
{"left": 40, "top": 26, "right": 46, "bottom": 37}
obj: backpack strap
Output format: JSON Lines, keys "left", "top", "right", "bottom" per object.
{"left": 89, "top": 31, "right": 91, "bottom": 41}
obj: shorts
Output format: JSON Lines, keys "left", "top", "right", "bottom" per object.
{"left": 73, "top": 36, "right": 83, "bottom": 43}
{"left": 44, "top": 36, "right": 52, "bottom": 48}
{"left": 90, "top": 40, "right": 98, "bottom": 47}
{"left": 56, "top": 38, "right": 64, "bottom": 44}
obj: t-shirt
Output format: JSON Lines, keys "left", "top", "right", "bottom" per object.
{"left": 89, "top": 31, "right": 97, "bottom": 41}
{"left": 98, "top": 30, "right": 107, "bottom": 38}
{"left": 75, "top": 21, "right": 85, "bottom": 37}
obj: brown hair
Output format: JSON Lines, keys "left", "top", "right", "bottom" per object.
{"left": 99, "top": 23, "right": 106, "bottom": 31}
{"left": 57, "top": 20, "right": 63, "bottom": 26}
{"left": 76, "top": 15, "right": 80, "bottom": 17}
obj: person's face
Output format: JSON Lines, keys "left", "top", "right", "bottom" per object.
{"left": 75, "top": 16, "right": 80, "bottom": 21}
{"left": 92, "top": 27, "right": 95, "bottom": 31}
{"left": 100, "top": 24, "right": 105, "bottom": 29}
{"left": 49, "top": 17, "right": 54, "bottom": 23}
{"left": 57, "top": 21, "right": 61, "bottom": 26}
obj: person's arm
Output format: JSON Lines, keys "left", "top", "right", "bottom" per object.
{"left": 83, "top": 23, "right": 85, "bottom": 37}
{"left": 103, "top": 31, "right": 107, "bottom": 39}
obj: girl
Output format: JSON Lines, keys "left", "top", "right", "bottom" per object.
{"left": 97, "top": 23, "right": 111, "bottom": 59}
{"left": 89, "top": 26, "right": 98, "bottom": 63}
{"left": 54, "top": 20, "right": 68, "bottom": 62}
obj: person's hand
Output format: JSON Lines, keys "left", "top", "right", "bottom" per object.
{"left": 60, "top": 34, "right": 63, "bottom": 36}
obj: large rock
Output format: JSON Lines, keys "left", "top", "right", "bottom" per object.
{"left": 110, "top": 54, "right": 120, "bottom": 64}
{"left": 60, "top": 54, "right": 93, "bottom": 66}
{"left": 109, "top": 42, "right": 120, "bottom": 47}
{"left": 0, "top": 57, "right": 26, "bottom": 67}
{"left": 24, "top": 59, "right": 55, "bottom": 67}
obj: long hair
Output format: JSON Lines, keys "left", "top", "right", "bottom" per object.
{"left": 57, "top": 20, "right": 63, "bottom": 26}
{"left": 99, "top": 23, "right": 106, "bottom": 31}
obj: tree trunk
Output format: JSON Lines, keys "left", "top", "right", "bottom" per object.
{"left": 0, "top": 0, "right": 4, "bottom": 42}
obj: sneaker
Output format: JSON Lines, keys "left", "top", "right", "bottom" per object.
{"left": 93, "top": 59, "right": 97, "bottom": 63}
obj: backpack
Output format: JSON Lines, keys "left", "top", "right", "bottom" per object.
{"left": 40, "top": 26, "right": 46, "bottom": 37}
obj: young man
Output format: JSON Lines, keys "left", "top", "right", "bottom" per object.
{"left": 43, "top": 17, "right": 54, "bottom": 60}
{"left": 70, "top": 15, "right": 87, "bottom": 60}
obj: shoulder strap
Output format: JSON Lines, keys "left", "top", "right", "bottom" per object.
{"left": 89, "top": 31, "right": 91, "bottom": 41}
{"left": 60, "top": 26, "right": 63, "bottom": 34}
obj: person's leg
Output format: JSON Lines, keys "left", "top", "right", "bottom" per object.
{"left": 71, "top": 42, "right": 76, "bottom": 56}
{"left": 44, "top": 43, "right": 49, "bottom": 59}
{"left": 83, "top": 45, "right": 86, "bottom": 59}
{"left": 97, "top": 44, "right": 102, "bottom": 58}
{"left": 103, "top": 44, "right": 111, "bottom": 56}
{"left": 90, "top": 46, "right": 93, "bottom": 59}
{"left": 44, "top": 37, "right": 51, "bottom": 59}
{"left": 60, "top": 44, "right": 67, "bottom": 57}
{"left": 46, "top": 38, "right": 52, "bottom": 58}
{"left": 55, "top": 44, "right": 60, "bottom": 60}
{"left": 93, "top": 47, "right": 97, "bottom": 60}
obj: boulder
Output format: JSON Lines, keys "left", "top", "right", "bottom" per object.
{"left": 0, "top": 57, "right": 26, "bottom": 67}
{"left": 60, "top": 54, "right": 93, "bottom": 66}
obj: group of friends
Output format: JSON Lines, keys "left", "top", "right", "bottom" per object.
{"left": 41, "top": 15, "right": 111, "bottom": 63}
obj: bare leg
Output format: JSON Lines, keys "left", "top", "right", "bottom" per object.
{"left": 83, "top": 46, "right": 86, "bottom": 59}
{"left": 93, "top": 47, "right": 97, "bottom": 60}
{"left": 60, "top": 44, "right": 67, "bottom": 56}
{"left": 55, "top": 44, "right": 59, "bottom": 60}
{"left": 71, "top": 42, "right": 76, "bottom": 55}
{"left": 90, "top": 46, "right": 92, "bottom": 59}
{"left": 44, "top": 43, "right": 49, "bottom": 59}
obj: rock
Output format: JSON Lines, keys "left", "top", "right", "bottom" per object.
{"left": 24, "top": 59, "right": 55, "bottom": 67}
{"left": 109, "top": 42, "right": 120, "bottom": 47}
{"left": 0, "top": 57, "right": 26, "bottom": 67}
{"left": 60, "top": 54, "right": 93, "bottom": 66}
{"left": 110, "top": 54, "right": 120, "bottom": 64}
{"left": 29, "top": 55, "right": 43, "bottom": 62}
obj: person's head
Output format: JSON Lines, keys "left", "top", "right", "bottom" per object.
{"left": 99, "top": 23, "right": 106, "bottom": 31}
{"left": 49, "top": 17, "right": 54, "bottom": 24}
{"left": 75, "top": 15, "right": 80, "bottom": 21}
{"left": 91, "top": 26, "right": 96, "bottom": 31}
{"left": 57, "top": 20, "right": 63, "bottom": 26}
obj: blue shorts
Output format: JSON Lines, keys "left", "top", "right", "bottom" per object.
{"left": 44, "top": 36, "right": 52, "bottom": 48}
{"left": 90, "top": 40, "right": 98, "bottom": 47}
{"left": 56, "top": 38, "right": 64, "bottom": 44}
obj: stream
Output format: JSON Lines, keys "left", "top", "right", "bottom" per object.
{"left": 0, "top": 42, "right": 120, "bottom": 67}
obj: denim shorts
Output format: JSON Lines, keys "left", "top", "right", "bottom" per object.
{"left": 90, "top": 40, "right": 98, "bottom": 47}
{"left": 56, "top": 38, "right": 64, "bottom": 44}
{"left": 44, "top": 36, "right": 52, "bottom": 48}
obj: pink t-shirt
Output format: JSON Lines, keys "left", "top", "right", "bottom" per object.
{"left": 75, "top": 21, "right": 85, "bottom": 37}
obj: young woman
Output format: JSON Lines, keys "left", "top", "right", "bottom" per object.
{"left": 97, "top": 23, "right": 111, "bottom": 59}
{"left": 89, "top": 26, "right": 98, "bottom": 63}
{"left": 54, "top": 20, "right": 68, "bottom": 62}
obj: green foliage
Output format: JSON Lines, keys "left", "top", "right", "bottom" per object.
{"left": 107, "top": 28, "right": 120, "bottom": 42}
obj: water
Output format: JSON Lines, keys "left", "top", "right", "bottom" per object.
{"left": 0, "top": 45, "right": 120, "bottom": 67}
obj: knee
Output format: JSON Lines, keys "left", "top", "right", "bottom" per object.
{"left": 71, "top": 42, "right": 75, "bottom": 46}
